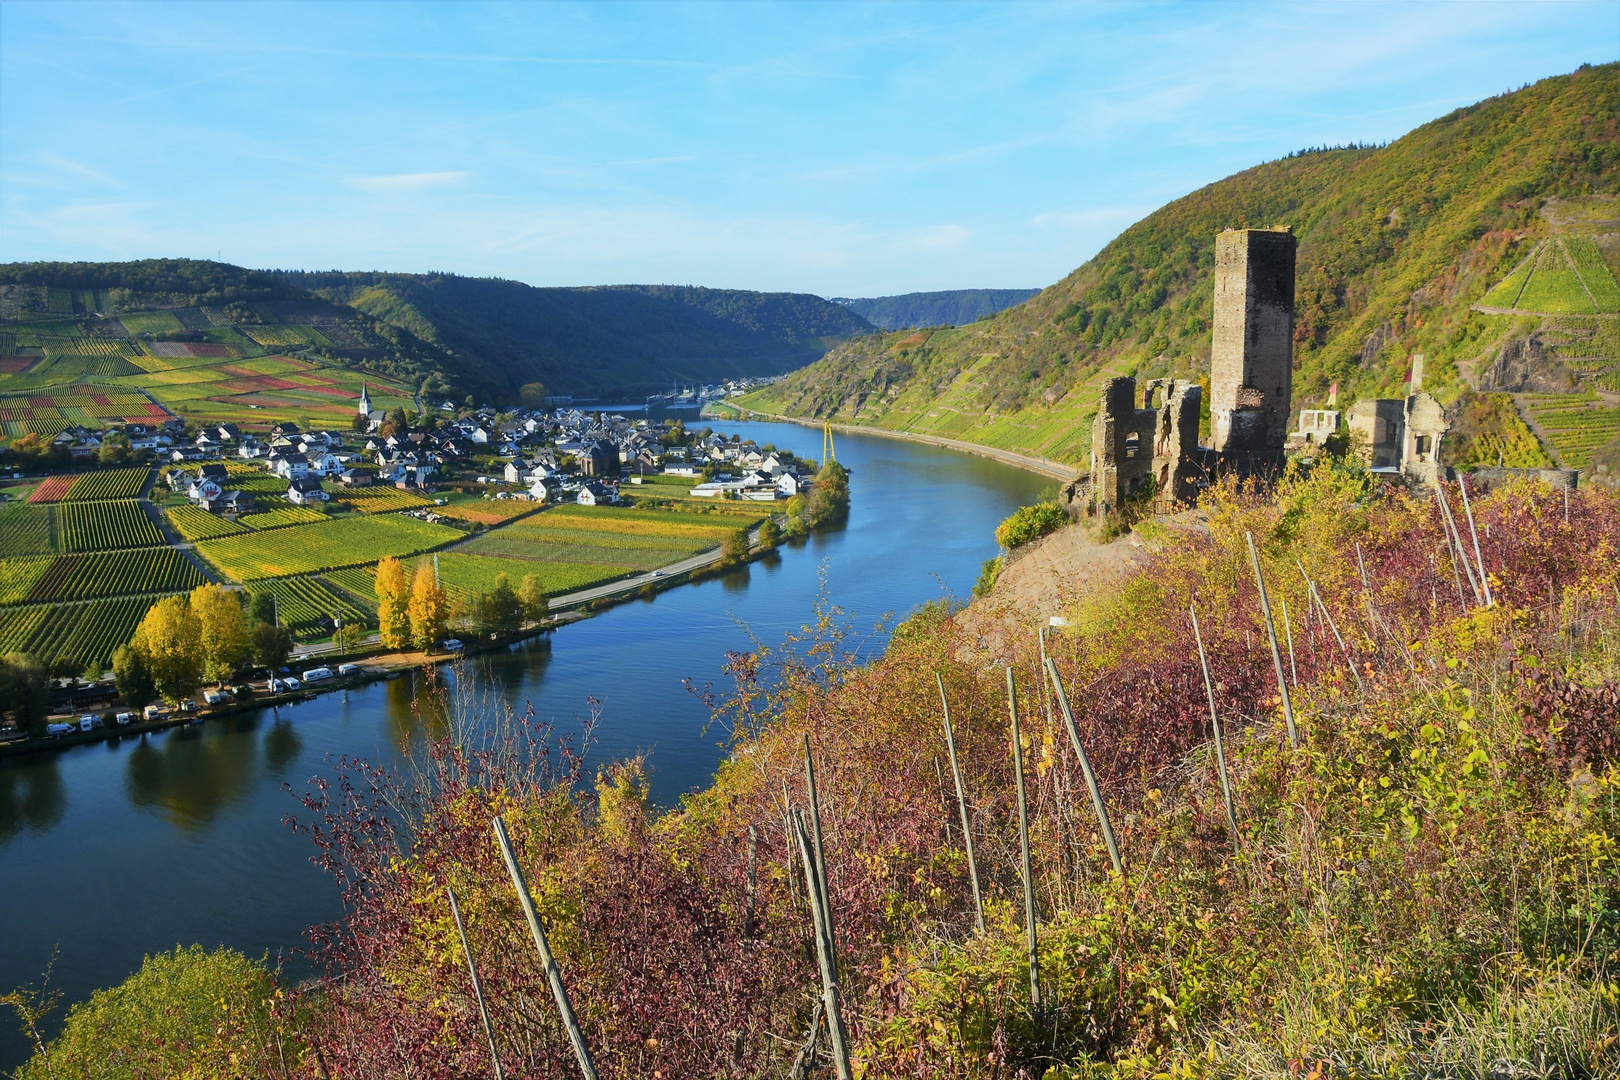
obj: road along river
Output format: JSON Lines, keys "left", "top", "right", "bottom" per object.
{"left": 0, "top": 419, "right": 1056, "bottom": 1066}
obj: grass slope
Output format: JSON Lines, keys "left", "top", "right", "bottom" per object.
{"left": 745, "top": 64, "right": 1620, "bottom": 466}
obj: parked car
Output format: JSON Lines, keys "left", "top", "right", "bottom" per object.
{"left": 78, "top": 714, "right": 101, "bottom": 732}
{"left": 442, "top": 638, "right": 464, "bottom": 652}
{"left": 268, "top": 678, "right": 288, "bottom": 693}
{"left": 336, "top": 663, "right": 360, "bottom": 677}
{"left": 283, "top": 677, "right": 302, "bottom": 691}
{"left": 47, "top": 722, "right": 75, "bottom": 738}
{"left": 302, "top": 667, "right": 334, "bottom": 683}
{"left": 114, "top": 711, "right": 136, "bottom": 726}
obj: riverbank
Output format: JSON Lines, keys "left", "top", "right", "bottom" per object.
{"left": 709, "top": 402, "right": 1082, "bottom": 482}
{"left": 1, "top": 517, "right": 779, "bottom": 761}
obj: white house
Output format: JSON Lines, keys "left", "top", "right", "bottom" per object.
{"left": 285, "top": 476, "right": 330, "bottom": 505}
{"left": 577, "top": 481, "right": 618, "bottom": 506}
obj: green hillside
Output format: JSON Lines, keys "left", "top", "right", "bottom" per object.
{"left": 743, "top": 63, "right": 1620, "bottom": 467}
{"left": 0, "top": 262, "right": 873, "bottom": 406}
{"left": 832, "top": 288, "right": 1040, "bottom": 329}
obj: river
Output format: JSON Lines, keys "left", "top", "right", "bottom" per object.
{"left": 0, "top": 419, "right": 1056, "bottom": 1066}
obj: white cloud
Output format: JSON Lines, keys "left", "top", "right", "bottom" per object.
{"left": 344, "top": 171, "right": 469, "bottom": 193}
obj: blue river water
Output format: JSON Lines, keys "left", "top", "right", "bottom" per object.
{"left": 0, "top": 419, "right": 1055, "bottom": 1066}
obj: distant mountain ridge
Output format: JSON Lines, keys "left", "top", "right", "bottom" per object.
{"left": 0, "top": 261, "right": 874, "bottom": 402}
{"left": 745, "top": 63, "right": 1620, "bottom": 467}
{"left": 831, "top": 289, "right": 1040, "bottom": 329}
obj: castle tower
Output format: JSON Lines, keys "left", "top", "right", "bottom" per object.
{"left": 1210, "top": 227, "right": 1295, "bottom": 467}
{"left": 357, "top": 382, "right": 371, "bottom": 418}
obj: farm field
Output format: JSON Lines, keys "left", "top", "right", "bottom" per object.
{"left": 1523, "top": 395, "right": 1620, "bottom": 468}
{"left": 57, "top": 500, "right": 164, "bottom": 551}
{"left": 541, "top": 503, "right": 763, "bottom": 539}
{"left": 0, "top": 502, "right": 56, "bottom": 556}
{"left": 330, "top": 486, "right": 432, "bottom": 513}
{"left": 166, "top": 504, "right": 250, "bottom": 540}
{"left": 245, "top": 575, "right": 373, "bottom": 638}
{"left": 14, "top": 548, "right": 206, "bottom": 603}
{"left": 26, "top": 476, "right": 76, "bottom": 503}
{"left": 196, "top": 513, "right": 462, "bottom": 580}
{"left": 463, "top": 523, "right": 711, "bottom": 569}
{"left": 236, "top": 505, "right": 328, "bottom": 530}
{"left": 402, "top": 552, "right": 627, "bottom": 601}
{"left": 62, "top": 467, "right": 149, "bottom": 501}
{"left": 0, "top": 596, "right": 155, "bottom": 673}
{"left": 431, "top": 498, "right": 541, "bottom": 526}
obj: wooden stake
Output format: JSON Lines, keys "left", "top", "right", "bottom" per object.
{"left": 1457, "top": 476, "right": 1493, "bottom": 607}
{"left": 791, "top": 811, "right": 853, "bottom": 1080}
{"left": 1280, "top": 595, "right": 1298, "bottom": 687}
{"left": 1438, "top": 487, "right": 1482, "bottom": 606}
{"left": 1042, "top": 657, "right": 1123, "bottom": 877}
{"left": 447, "top": 885, "right": 505, "bottom": 1080}
{"left": 802, "top": 735, "right": 838, "bottom": 983}
{"left": 1006, "top": 667, "right": 1041, "bottom": 1014}
{"left": 1247, "top": 531, "right": 1299, "bottom": 749}
{"left": 937, "top": 672, "right": 985, "bottom": 934}
{"left": 745, "top": 824, "right": 758, "bottom": 940}
{"left": 1299, "top": 564, "right": 1364, "bottom": 694}
{"left": 1190, "top": 608, "right": 1240, "bottom": 854}
{"left": 492, "top": 816, "right": 598, "bottom": 1080}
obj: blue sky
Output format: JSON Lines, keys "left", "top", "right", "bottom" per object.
{"left": 0, "top": 2, "right": 1613, "bottom": 296}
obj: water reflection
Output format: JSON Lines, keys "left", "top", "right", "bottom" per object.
{"left": 0, "top": 761, "right": 65, "bottom": 840}
{"left": 125, "top": 724, "right": 260, "bottom": 830}
{"left": 263, "top": 719, "right": 302, "bottom": 775}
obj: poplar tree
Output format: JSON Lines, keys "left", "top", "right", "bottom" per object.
{"left": 406, "top": 560, "right": 449, "bottom": 650}
{"left": 132, "top": 596, "right": 202, "bottom": 705}
{"left": 190, "top": 584, "right": 251, "bottom": 684}
{"left": 375, "top": 557, "right": 411, "bottom": 649}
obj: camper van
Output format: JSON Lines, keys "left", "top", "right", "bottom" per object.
{"left": 302, "top": 667, "right": 334, "bottom": 684}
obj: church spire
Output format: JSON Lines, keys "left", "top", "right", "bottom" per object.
{"left": 358, "top": 382, "right": 371, "bottom": 418}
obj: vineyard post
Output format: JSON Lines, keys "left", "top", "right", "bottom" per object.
{"left": 491, "top": 816, "right": 598, "bottom": 1080}
{"left": 447, "top": 886, "right": 505, "bottom": 1080}
{"left": 937, "top": 671, "right": 985, "bottom": 934}
{"left": 745, "top": 824, "right": 758, "bottom": 940}
{"left": 1437, "top": 487, "right": 1482, "bottom": 607}
{"left": 1006, "top": 667, "right": 1041, "bottom": 1015}
{"left": 802, "top": 735, "right": 838, "bottom": 983}
{"left": 1246, "top": 532, "right": 1298, "bottom": 749}
{"left": 792, "top": 810, "right": 852, "bottom": 1080}
{"left": 1190, "top": 608, "right": 1240, "bottom": 854}
{"left": 1299, "top": 565, "right": 1364, "bottom": 694}
{"left": 1280, "top": 595, "right": 1297, "bottom": 687}
{"left": 1042, "top": 657, "right": 1123, "bottom": 877}
{"left": 1457, "top": 476, "right": 1493, "bottom": 607}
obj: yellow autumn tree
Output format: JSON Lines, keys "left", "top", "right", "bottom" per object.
{"left": 189, "top": 584, "right": 251, "bottom": 685}
{"left": 375, "top": 557, "right": 411, "bottom": 649}
{"left": 131, "top": 596, "right": 202, "bottom": 706}
{"left": 406, "top": 560, "right": 448, "bottom": 650}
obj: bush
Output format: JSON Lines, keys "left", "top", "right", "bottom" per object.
{"left": 994, "top": 500, "right": 1068, "bottom": 549}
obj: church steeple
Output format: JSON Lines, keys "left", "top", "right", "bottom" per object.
{"left": 357, "top": 382, "right": 371, "bottom": 418}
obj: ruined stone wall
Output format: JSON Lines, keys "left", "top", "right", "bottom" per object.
{"left": 1089, "top": 375, "right": 1201, "bottom": 513}
{"left": 1211, "top": 228, "right": 1296, "bottom": 466}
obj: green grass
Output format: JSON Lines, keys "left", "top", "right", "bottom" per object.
{"left": 117, "top": 310, "right": 187, "bottom": 336}
{"left": 196, "top": 514, "right": 461, "bottom": 581}
{"left": 403, "top": 553, "right": 627, "bottom": 600}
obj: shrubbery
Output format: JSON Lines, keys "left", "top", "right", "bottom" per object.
{"left": 994, "top": 500, "right": 1067, "bottom": 549}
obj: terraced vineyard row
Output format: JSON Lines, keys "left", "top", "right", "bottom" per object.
{"left": 0, "top": 596, "right": 157, "bottom": 672}
{"left": 57, "top": 500, "right": 164, "bottom": 551}
{"left": 237, "top": 505, "right": 329, "bottom": 530}
{"left": 63, "top": 467, "right": 150, "bottom": 501}
{"left": 1523, "top": 396, "right": 1620, "bottom": 468}
{"left": 167, "top": 504, "right": 250, "bottom": 541}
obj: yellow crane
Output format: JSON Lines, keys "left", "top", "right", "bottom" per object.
{"left": 822, "top": 421, "right": 837, "bottom": 465}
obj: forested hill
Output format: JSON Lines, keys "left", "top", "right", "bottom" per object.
{"left": 0, "top": 261, "right": 873, "bottom": 403}
{"left": 744, "top": 63, "right": 1620, "bottom": 466}
{"left": 832, "top": 289, "right": 1040, "bottom": 329}
{"left": 276, "top": 272, "right": 872, "bottom": 400}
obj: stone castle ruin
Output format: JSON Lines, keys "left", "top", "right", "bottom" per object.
{"left": 1089, "top": 227, "right": 1295, "bottom": 513}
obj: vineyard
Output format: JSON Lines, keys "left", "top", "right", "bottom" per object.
{"left": 27, "top": 476, "right": 76, "bottom": 503}
{"left": 20, "top": 548, "right": 206, "bottom": 602}
{"left": 0, "top": 557, "right": 52, "bottom": 604}
{"left": 0, "top": 502, "right": 55, "bottom": 555}
{"left": 196, "top": 514, "right": 461, "bottom": 580}
{"left": 57, "top": 500, "right": 164, "bottom": 551}
{"left": 404, "top": 552, "right": 626, "bottom": 601}
{"left": 1481, "top": 237, "right": 1620, "bottom": 315}
{"left": 167, "top": 505, "right": 249, "bottom": 541}
{"left": 333, "top": 487, "right": 432, "bottom": 513}
{"left": 0, "top": 596, "right": 158, "bottom": 673}
{"left": 464, "top": 522, "right": 712, "bottom": 569}
{"left": 62, "top": 467, "right": 150, "bottom": 501}
{"left": 237, "top": 505, "right": 329, "bottom": 530}
{"left": 431, "top": 499, "right": 541, "bottom": 526}
{"left": 247, "top": 576, "right": 373, "bottom": 638}
{"left": 1523, "top": 395, "right": 1620, "bottom": 468}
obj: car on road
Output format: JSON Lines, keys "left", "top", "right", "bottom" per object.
{"left": 652, "top": 570, "right": 664, "bottom": 577}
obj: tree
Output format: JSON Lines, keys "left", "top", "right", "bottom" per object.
{"left": 131, "top": 597, "right": 202, "bottom": 706}
{"left": 110, "top": 645, "right": 155, "bottom": 709}
{"left": 519, "top": 381, "right": 549, "bottom": 409}
{"left": 481, "top": 573, "right": 522, "bottom": 636}
{"left": 720, "top": 528, "right": 750, "bottom": 566}
{"left": 48, "top": 656, "right": 83, "bottom": 685}
{"left": 0, "top": 653, "right": 49, "bottom": 735}
{"left": 190, "top": 584, "right": 251, "bottom": 684}
{"left": 406, "top": 560, "right": 449, "bottom": 650}
{"left": 518, "top": 574, "right": 548, "bottom": 624}
{"left": 375, "top": 557, "right": 411, "bottom": 649}
{"left": 758, "top": 516, "right": 781, "bottom": 549}
{"left": 246, "top": 590, "right": 277, "bottom": 629}
{"left": 251, "top": 621, "right": 293, "bottom": 671}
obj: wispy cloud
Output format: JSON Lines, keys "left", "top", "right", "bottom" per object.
{"left": 345, "top": 171, "right": 470, "bottom": 193}
{"left": 40, "top": 152, "right": 120, "bottom": 187}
